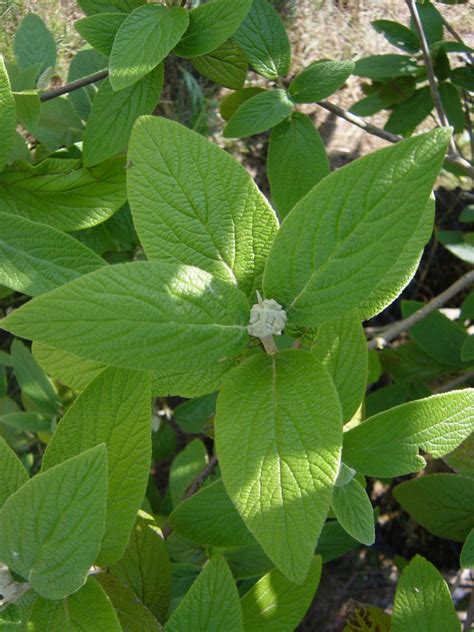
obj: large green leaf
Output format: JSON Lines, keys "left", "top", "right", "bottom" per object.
{"left": 32, "top": 342, "right": 104, "bottom": 391}
{"left": 353, "top": 54, "right": 421, "bottom": 80}
{"left": 331, "top": 477, "right": 375, "bottom": 545}
{"left": 191, "top": 40, "right": 247, "bottom": 89}
{"left": 219, "top": 86, "right": 265, "bottom": 121}
{"left": 240, "top": 556, "right": 322, "bottom": 631}
{"left": 2, "top": 261, "right": 250, "bottom": 372}
{"left": 165, "top": 555, "right": 243, "bottom": 631}
{"left": 233, "top": 0, "right": 291, "bottom": 79}
{"left": 444, "top": 432, "right": 474, "bottom": 478}
{"left": 78, "top": 0, "right": 145, "bottom": 14}
{"left": 223, "top": 88, "right": 293, "bottom": 138}
{"left": 461, "top": 528, "right": 474, "bottom": 569}
{"left": 13, "top": 14, "right": 56, "bottom": 75}
{"left": 67, "top": 48, "right": 108, "bottom": 121}
{"left": 215, "top": 349, "right": 343, "bottom": 583}
{"left": 0, "top": 157, "right": 127, "bottom": 231}
{"left": 174, "top": 0, "right": 252, "bottom": 58}
{"left": 0, "top": 435, "right": 28, "bottom": 508}
{"left": 28, "top": 97, "right": 84, "bottom": 152}
{"left": 42, "top": 367, "right": 151, "bottom": 565}
{"left": 391, "top": 555, "right": 459, "bottom": 632}
{"left": 371, "top": 19, "right": 420, "bottom": 54}
{"left": 410, "top": 1, "right": 444, "bottom": 46}
{"left": 168, "top": 438, "right": 208, "bottom": 507}
{"left": 394, "top": 474, "right": 474, "bottom": 541}
{"left": 439, "top": 81, "right": 464, "bottom": 133}
{"left": 289, "top": 60, "right": 354, "bottom": 103}
{"left": 83, "top": 67, "right": 164, "bottom": 167}
{"left": 0, "top": 213, "right": 105, "bottom": 297}
{"left": 0, "top": 57, "right": 16, "bottom": 172}
{"left": 268, "top": 112, "right": 329, "bottom": 219}
{"left": 150, "top": 361, "right": 236, "bottom": 398}
{"left": 343, "top": 391, "right": 474, "bottom": 477}
{"left": 75, "top": 12, "right": 127, "bottom": 57}
{"left": 109, "top": 5, "right": 188, "bottom": 91}
{"left": 0, "top": 445, "right": 107, "bottom": 599}
{"left": 13, "top": 90, "right": 41, "bottom": 128}
{"left": 127, "top": 116, "right": 278, "bottom": 298}
{"left": 385, "top": 86, "right": 433, "bottom": 135}
{"left": 263, "top": 129, "right": 450, "bottom": 330}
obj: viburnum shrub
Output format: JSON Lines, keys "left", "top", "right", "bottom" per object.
{"left": 0, "top": 0, "right": 473, "bottom": 630}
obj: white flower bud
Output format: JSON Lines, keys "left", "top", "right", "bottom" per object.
{"left": 248, "top": 293, "right": 287, "bottom": 339}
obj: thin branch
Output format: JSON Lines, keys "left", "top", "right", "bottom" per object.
{"left": 464, "top": 585, "right": 474, "bottom": 632}
{"left": 367, "top": 269, "right": 474, "bottom": 350}
{"left": 435, "top": 370, "right": 474, "bottom": 394}
{"left": 39, "top": 69, "right": 108, "bottom": 102}
{"left": 440, "top": 14, "right": 474, "bottom": 65}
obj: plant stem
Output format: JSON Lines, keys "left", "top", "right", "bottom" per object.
{"left": 464, "top": 585, "right": 474, "bottom": 632}
{"left": 435, "top": 370, "right": 474, "bottom": 393}
{"left": 39, "top": 69, "right": 109, "bottom": 102}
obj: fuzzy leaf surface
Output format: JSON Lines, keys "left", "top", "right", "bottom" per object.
{"left": 191, "top": 40, "right": 247, "bottom": 89}
{"left": 0, "top": 57, "right": 16, "bottom": 172}
{"left": 0, "top": 435, "right": 28, "bottom": 508}
{"left": 75, "top": 12, "right": 127, "bottom": 57}
{"left": 331, "top": 478, "right": 375, "bottom": 545}
{"left": 223, "top": 88, "right": 293, "bottom": 138}
{"left": 289, "top": 60, "right": 354, "bottom": 103}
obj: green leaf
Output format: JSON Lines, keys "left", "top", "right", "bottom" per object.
{"left": 391, "top": 555, "right": 460, "bottom": 632}
{"left": 0, "top": 157, "right": 127, "bottom": 231}
{"left": 343, "top": 603, "right": 391, "bottom": 631}
{"left": 219, "top": 86, "right": 265, "bottom": 121}
{"left": 350, "top": 92, "right": 388, "bottom": 116}
{"left": 241, "top": 556, "right": 322, "bottom": 631}
{"left": 0, "top": 213, "right": 105, "bottom": 297}
{"left": 83, "top": 67, "right": 163, "bottom": 167}
{"left": 289, "top": 60, "right": 354, "bottom": 103}
{"left": 175, "top": 0, "right": 252, "bottom": 58}
{"left": 6, "top": 131, "right": 31, "bottom": 165}
{"left": 0, "top": 411, "right": 51, "bottom": 433}
{"left": 151, "top": 361, "right": 236, "bottom": 398}
{"left": 165, "top": 555, "right": 243, "bottom": 632}
{"left": 450, "top": 66, "right": 474, "bottom": 91}
{"left": 461, "top": 528, "right": 474, "bottom": 569}
{"left": 28, "top": 97, "right": 83, "bottom": 151}
{"left": 353, "top": 54, "right": 421, "bottom": 80}
{"left": 78, "top": 0, "right": 145, "bottom": 14}
{"left": 13, "top": 14, "right": 56, "bottom": 75}
{"left": 385, "top": 86, "right": 433, "bottom": 135}
{"left": 371, "top": 19, "right": 420, "bottom": 54}
{"left": 215, "top": 349, "right": 342, "bottom": 583}
{"left": 109, "top": 6, "right": 188, "bottom": 91}
{"left": 410, "top": 1, "right": 444, "bottom": 46}
{"left": 224, "top": 543, "right": 273, "bottom": 580}
{"left": 42, "top": 367, "right": 151, "bottom": 566}
{"left": 191, "top": 40, "right": 247, "bottom": 89}
{"left": 223, "top": 88, "right": 293, "bottom": 138}
{"left": 438, "top": 82, "right": 464, "bottom": 134}
{"left": 343, "top": 391, "right": 474, "bottom": 477}
{"left": 127, "top": 116, "right": 277, "bottom": 298}
{"left": 331, "top": 478, "right": 375, "bottom": 546}
{"left": 263, "top": 129, "right": 449, "bottom": 330}
{"left": 0, "top": 435, "right": 28, "bottom": 508}
{"left": 315, "top": 519, "right": 360, "bottom": 563}
{"left": 307, "top": 311, "right": 367, "bottom": 422}
{"left": 439, "top": 229, "right": 474, "bottom": 265}
{"left": 75, "top": 12, "right": 127, "bottom": 57}
{"left": 380, "top": 340, "right": 451, "bottom": 388}
{"left": 444, "top": 424, "right": 474, "bottom": 478}
{"left": 13, "top": 91, "right": 41, "bottom": 128}
{"left": 232, "top": 0, "right": 291, "bottom": 79}
{"left": 268, "top": 112, "right": 329, "bottom": 219}
{"left": 462, "top": 335, "right": 474, "bottom": 361}
{"left": 394, "top": 474, "right": 474, "bottom": 541}
{"left": 32, "top": 342, "right": 104, "bottom": 391}
{"left": 0, "top": 445, "right": 107, "bottom": 599}
{"left": 111, "top": 511, "right": 171, "bottom": 622}
{"left": 67, "top": 48, "right": 108, "bottom": 121}
{"left": 0, "top": 58, "right": 17, "bottom": 172}
{"left": 174, "top": 392, "right": 217, "bottom": 434}
{"left": 169, "top": 479, "right": 255, "bottom": 547}
{"left": 28, "top": 577, "right": 122, "bottom": 631}
{"left": 168, "top": 439, "right": 208, "bottom": 507}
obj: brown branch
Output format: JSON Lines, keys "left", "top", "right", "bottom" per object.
{"left": 39, "top": 69, "right": 108, "bottom": 102}
{"left": 367, "top": 269, "right": 474, "bottom": 350}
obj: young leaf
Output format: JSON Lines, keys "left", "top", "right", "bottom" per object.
{"left": 0, "top": 435, "right": 28, "bottom": 508}
{"left": 219, "top": 86, "right": 265, "bottom": 121}
{"left": 371, "top": 19, "right": 420, "bottom": 54}
{"left": 67, "top": 48, "right": 107, "bottom": 121}
{"left": 0, "top": 445, "right": 107, "bottom": 599}
{"left": 263, "top": 129, "right": 450, "bottom": 330}
{"left": 168, "top": 439, "right": 208, "bottom": 507}
{"left": 268, "top": 112, "right": 329, "bottom": 219}
{"left": 28, "top": 577, "right": 122, "bottom": 631}
{"left": 343, "top": 391, "right": 474, "bottom": 477}
{"left": 191, "top": 40, "right": 247, "bottom": 90}
{"left": 461, "top": 529, "right": 474, "bottom": 569}
{"left": 127, "top": 116, "right": 278, "bottom": 299}
{"left": 165, "top": 555, "right": 243, "bottom": 632}
{"left": 2, "top": 262, "right": 250, "bottom": 373}
{"left": 331, "top": 478, "right": 375, "bottom": 546}
{"left": 0, "top": 157, "right": 127, "bottom": 231}
{"left": 240, "top": 556, "right": 322, "bottom": 632}
{"left": 109, "top": 5, "right": 188, "bottom": 91}
{"left": 215, "top": 349, "right": 343, "bottom": 583}
{"left": 174, "top": 0, "right": 252, "bottom": 58}
{"left": 83, "top": 66, "right": 164, "bottom": 167}
{"left": 233, "top": 0, "right": 291, "bottom": 79}
{"left": 353, "top": 54, "right": 421, "bottom": 80}
{"left": 13, "top": 14, "right": 56, "bottom": 75}
{"left": 111, "top": 511, "right": 171, "bottom": 622}
{"left": 223, "top": 88, "right": 293, "bottom": 138}
{"left": 394, "top": 474, "right": 474, "bottom": 541}
{"left": 32, "top": 342, "right": 104, "bottom": 392}
{"left": 0, "top": 57, "right": 16, "bottom": 173}
{"left": 289, "top": 60, "right": 354, "bottom": 103}
{"left": 75, "top": 12, "right": 127, "bottom": 57}
{"left": 42, "top": 367, "right": 151, "bottom": 566}
{"left": 391, "top": 555, "right": 460, "bottom": 632}
{"left": 0, "top": 213, "right": 105, "bottom": 297}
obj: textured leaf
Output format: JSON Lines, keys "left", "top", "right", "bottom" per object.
{"left": 168, "top": 439, "right": 208, "bottom": 507}
{"left": 78, "top": 0, "right": 145, "bottom": 14}
{"left": 353, "top": 54, "right": 421, "bottom": 80}
{"left": 175, "top": 0, "right": 252, "bottom": 58}
{"left": 32, "top": 342, "right": 104, "bottom": 391}
{"left": 394, "top": 474, "right": 474, "bottom": 541}
{"left": 75, "top": 12, "right": 127, "bottom": 56}
{"left": 0, "top": 213, "right": 105, "bottom": 297}
{"left": 233, "top": 0, "right": 291, "bottom": 79}
{"left": 410, "top": 1, "right": 443, "bottom": 46}
{"left": 191, "top": 40, "right": 247, "bottom": 89}
{"left": 343, "top": 603, "right": 391, "bottom": 632}
{"left": 2, "top": 261, "right": 250, "bottom": 372}
{"left": 444, "top": 430, "right": 474, "bottom": 478}
{"left": 111, "top": 511, "right": 171, "bottom": 622}
{"left": 13, "top": 14, "right": 56, "bottom": 75}
{"left": 150, "top": 361, "right": 235, "bottom": 398}
{"left": 268, "top": 112, "right": 329, "bottom": 219}
{"left": 67, "top": 48, "right": 107, "bottom": 121}
{"left": 0, "top": 435, "right": 28, "bottom": 508}
{"left": 385, "top": 86, "right": 433, "bottom": 135}
{"left": 165, "top": 555, "right": 243, "bottom": 632}
{"left": 13, "top": 91, "right": 41, "bottom": 128}
{"left": 219, "top": 86, "right": 265, "bottom": 121}
{"left": 461, "top": 528, "right": 474, "bottom": 569}
{"left": 0, "top": 445, "right": 107, "bottom": 599}
{"left": 263, "top": 129, "right": 450, "bottom": 329}
{"left": 174, "top": 392, "right": 217, "bottom": 434}
{"left": 343, "top": 391, "right": 474, "bottom": 477}
{"left": 28, "top": 96, "right": 84, "bottom": 151}
{"left": 289, "top": 60, "right": 354, "bottom": 103}
{"left": 391, "top": 555, "right": 459, "bottom": 632}
{"left": 109, "top": 5, "right": 188, "bottom": 91}
{"left": 0, "top": 58, "right": 17, "bottom": 172}
{"left": 27, "top": 577, "right": 122, "bottom": 631}
{"left": 372, "top": 19, "right": 420, "bottom": 53}
{"left": 331, "top": 478, "right": 375, "bottom": 545}
{"left": 215, "top": 349, "right": 343, "bottom": 583}
{"left": 83, "top": 67, "right": 164, "bottom": 167}
{"left": 128, "top": 116, "right": 277, "bottom": 298}
{"left": 0, "top": 411, "right": 51, "bottom": 433}
{"left": 42, "top": 367, "right": 151, "bottom": 565}
{"left": 223, "top": 88, "right": 293, "bottom": 138}
{"left": 0, "top": 157, "right": 127, "bottom": 231}
{"left": 241, "top": 556, "right": 321, "bottom": 631}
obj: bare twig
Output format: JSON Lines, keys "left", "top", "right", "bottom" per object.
{"left": 367, "top": 269, "right": 474, "bottom": 350}
{"left": 435, "top": 370, "right": 474, "bottom": 393}
{"left": 39, "top": 69, "right": 108, "bottom": 102}
{"left": 463, "top": 585, "right": 474, "bottom": 632}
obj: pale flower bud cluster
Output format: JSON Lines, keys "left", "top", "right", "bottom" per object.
{"left": 247, "top": 292, "right": 287, "bottom": 339}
